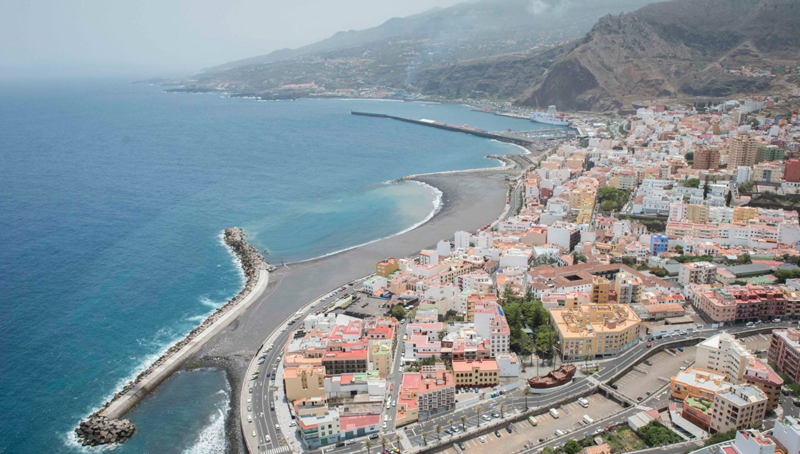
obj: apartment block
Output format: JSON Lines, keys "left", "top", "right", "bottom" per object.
{"left": 695, "top": 333, "right": 753, "bottom": 383}
{"left": 670, "top": 367, "right": 729, "bottom": 400}
{"left": 679, "top": 262, "right": 718, "bottom": 287}
{"left": 395, "top": 363, "right": 455, "bottom": 426}
{"left": 768, "top": 329, "right": 800, "bottom": 385}
{"left": 284, "top": 365, "right": 327, "bottom": 402}
{"left": 742, "top": 357, "right": 783, "bottom": 411}
{"left": 729, "top": 135, "right": 759, "bottom": 169}
{"left": 694, "top": 147, "right": 721, "bottom": 170}
{"left": 452, "top": 359, "right": 500, "bottom": 388}
{"left": 710, "top": 384, "right": 768, "bottom": 433}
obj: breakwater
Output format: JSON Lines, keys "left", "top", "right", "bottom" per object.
{"left": 75, "top": 227, "right": 272, "bottom": 447}
{"left": 351, "top": 111, "right": 540, "bottom": 146}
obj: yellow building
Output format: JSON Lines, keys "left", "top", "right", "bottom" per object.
{"left": 283, "top": 365, "right": 326, "bottom": 402}
{"left": 669, "top": 366, "right": 729, "bottom": 400}
{"left": 550, "top": 288, "right": 641, "bottom": 360}
{"left": 733, "top": 207, "right": 759, "bottom": 223}
{"left": 686, "top": 204, "right": 709, "bottom": 224}
{"left": 369, "top": 339, "right": 393, "bottom": 378}
{"left": 591, "top": 276, "right": 610, "bottom": 305}
{"left": 376, "top": 257, "right": 399, "bottom": 278}
{"left": 452, "top": 359, "right": 500, "bottom": 387}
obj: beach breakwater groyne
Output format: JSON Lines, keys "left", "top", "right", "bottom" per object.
{"left": 351, "top": 111, "right": 539, "bottom": 146}
{"left": 75, "top": 227, "right": 273, "bottom": 447}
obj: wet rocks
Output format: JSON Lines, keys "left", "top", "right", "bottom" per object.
{"left": 75, "top": 416, "right": 135, "bottom": 446}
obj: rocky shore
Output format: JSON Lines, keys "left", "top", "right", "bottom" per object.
{"left": 75, "top": 227, "right": 271, "bottom": 447}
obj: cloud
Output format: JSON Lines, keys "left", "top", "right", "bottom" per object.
{"left": 528, "top": 0, "right": 551, "bottom": 15}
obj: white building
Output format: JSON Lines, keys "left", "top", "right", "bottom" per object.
{"left": 695, "top": 333, "right": 753, "bottom": 383}
{"left": 678, "top": 262, "right": 717, "bottom": 287}
{"left": 773, "top": 416, "right": 800, "bottom": 454}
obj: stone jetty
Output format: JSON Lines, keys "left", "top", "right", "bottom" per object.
{"left": 75, "top": 416, "right": 135, "bottom": 446}
{"left": 76, "top": 227, "right": 272, "bottom": 446}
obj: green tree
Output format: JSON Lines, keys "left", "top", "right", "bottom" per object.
{"left": 475, "top": 405, "right": 483, "bottom": 427}
{"left": 542, "top": 447, "right": 555, "bottom": 454}
{"left": 739, "top": 181, "right": 754, "bottom": 195}
{"left": 704, "top": 429, "right": 737, "bottom": 446}
{"left": 737, "top": 253, "right": 752, "bottom": 265}
{"left": 726, "top": 190, "right": 733, "bottom": 207}
{"left": 501, "top": 286, "right": 519, "bottom": 304}
{"left": 535, "top": 324, "right": 556, "bottom": 357}
{"left": 685, "top": 151, "right": 694, "bottom": 162}
{"left": 421, "top": 431, "right": 428, "bottom": 446}
{"left": 637, "top": 421, "right": 681, "bottom": 447}
{"left": 564, "top": 439, "right": 582, "bottom": 454}
{"left": 674, "top": 245, "right": 683, "bottom": 254}
{"left": 380, "top": 437, "right": 389, "bottom": 451}
{"left": 365, "top": 439, "right": 373, "bottom": 454}
{"left": 391, "top": 305, "right": 407, "bottom": 320}
{"left": 775, "top": 269, "right": 800, "bottom": 283}
{"left": 460, "top": 415, "right": 467, "bottom": 431}
{"left": 435, "top": 424, "right": 442, "bottom": 442}
{"left": 684, "top": 178, "right": 700, "bottom": 188}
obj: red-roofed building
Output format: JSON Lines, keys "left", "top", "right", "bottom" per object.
{"left": 743, "top": 357, "right": 783, "bottom": 411}
{"left": 395, "top": 363, "right": 455, "bottom": 427}
{"left": 452, "top": 359, "right": 499, "bottom": 387}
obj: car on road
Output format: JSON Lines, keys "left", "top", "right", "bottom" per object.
{"left": 492, "top": 412, "right": 500, "bottom": 418}
{"left": 495, "top": 430, "right": 502, "bottom": 438}
{"left": 335, "top": 442, "right": 346, "bottom": 447}
{"left": 555, "top": 429, "right": 567, "bottom": 437}
{"left": 247, "top": 406, "right": 251, "bottom": 412}
{"left": 444, "top": 429, "right": 451, "bottom": 435}
{"left": 252, "top": 430, "right": 256, "bottom": 437}
{"left": 451, "top": 426, "right": 459, "bottom": 433}
{"left": 345, "top": 440, "right": 356, "bottom": 445}
{"left": 265, "top": 435, "right": 271, "bottom": 443}
{"left": 249, "top": 387, "right": 253, "bottom": 394}
{"left": 481, "top": 415, "right": 490, "bottom": 421}
{"left": 370, "top": 433, "right": 380, "bottom": 439}
{"left": 383, "top": 422, "right": 387, "bottom": 429}
{"left": 275, "top": 424, "right": 280, "bottom": 429}
{"left": 609, "top": 384, "right": 618, "bottom": 390}
{"left": 646, "top": 343, "right": 652, "bottom": 348}
{"left": 270, "top": 404, "right": 274, "bottom": 411}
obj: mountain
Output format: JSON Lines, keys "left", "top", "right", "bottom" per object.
{"left": 412, "top": 0, "right": 800, "bottom": 111}
{"left": 182, "top": 0, "right": 660, "bottom": 94}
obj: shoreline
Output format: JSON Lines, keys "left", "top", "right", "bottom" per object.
{"left": 74, "top": 228, "right": 272, "bottom": 447}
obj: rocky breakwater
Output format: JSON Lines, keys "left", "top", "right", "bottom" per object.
{"left": 75, "top": 416, "right": 135, "bottom": 446}
{"left": 76, "top": 227, "right": 272, "bottom": 447}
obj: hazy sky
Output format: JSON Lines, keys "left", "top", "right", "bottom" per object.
{"left": 0, "top": 0, "right": 466, "bottom": 78}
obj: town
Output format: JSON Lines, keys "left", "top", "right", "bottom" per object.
{"left": 244, "top": 97, "right": 800, "bottom": 454}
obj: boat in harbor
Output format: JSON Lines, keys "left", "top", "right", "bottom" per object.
{"left": 527, "top": 364, "right": 577, "bottom": 389}
{"left": 530, "top": 105, "right": 570, "bottom": 126}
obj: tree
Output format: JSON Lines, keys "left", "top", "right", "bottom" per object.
{"left": 365, "top": 439, "right": 373, "bottom": 454}
{"left": 523, "top": 386, "right": 531, "bottom": 410}
{"left": 475, "top": 405, "right": 483, "bottom": 427}
{"left": 394, "top": 434, "right": 401, "bottom": 447}
{"left": 564, "top": 439, "right": 582, "bottom": 454}
{"left": 380, "top": 437, "right": 389, "bottom": 451}
{"left": 675, "top": 245, "right": 684, "bottom": 255}
{"left": 685, "top": 151, "right": 694, "bottom": 162}
{"left": 684, "top": 178, "right": 700, "bottom": 188}
{"left": 703, "top": 175, "right": 711, "bottom": 199}
{"left": 435, "top": 425, "right": 442, "bottom": 442}
{"left": 737, "top": 253, "right": 752, "bottom": 265}
{"left": 500, "top": 403, "right": 506, "bottom": 418}
{"left": 460, "top": 415, "right": 467, "bottom": 431}
{"left": 739, "top": 181, "right": 754, "bottom": 195}
{"left": 421, "top": 431, "right": 428, "bottom": 446}
{"left": 705, "top": 429, "right": 737, "bottom": 446}
{"left": 501, "top": 286, "right": 518, "bottom": 304}
{"left": 775, "top": 269, "right": 800, "bottom": 283}
{"left": 391, "top": 305, "right": 407, "bottom": 320}
{"left": 438, "top": 330, "right": 446, "bottom": 340}
{"left": 448, "top": 418, "right": 455, "bottom": 436}
{"left": 542, "top": 447, "right": 556, "bottom": 454}
{"left": 637, "top": 421, "right": 682, "bottom": 447}
{"left": 535, "top": 324, "right": 556, "bottom": 358}
{"left": 726, "top": 190, "right": 733, "bottom": 207}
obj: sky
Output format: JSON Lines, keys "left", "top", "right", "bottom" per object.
{"left": 0, "top": 0, "right": 466, "bottom": 79}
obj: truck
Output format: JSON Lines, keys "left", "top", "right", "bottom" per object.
{"left": 528, "top": 416, "right": 539, "bottom": 427}
{"left": 549, "top": 408, "right": 560, "bottom": 419}
{"left": 583, "top": 415, "right": 594, "bottom": 425}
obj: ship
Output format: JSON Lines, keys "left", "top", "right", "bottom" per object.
{"left": 527, "top": 364, "right": 577, "bottom": 389}
{"left": 530, "top": 105, "right": 570, "bottom": 126}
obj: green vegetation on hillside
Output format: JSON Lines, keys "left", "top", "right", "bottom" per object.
{"left": 598, "top": 187, "right": 631, "bottom": 213}
{"left": 637, "top": 421, "right": 681, "bottom": 447}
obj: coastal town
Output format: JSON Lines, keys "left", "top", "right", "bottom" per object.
{"left": 241, "top": 96, "right": 800, "bottom": 454}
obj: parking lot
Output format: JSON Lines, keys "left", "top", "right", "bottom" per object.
{"left": 430, "top": 394, "right": 624, "bottom": 454}
{"left": 333, "top": 293, "right": 391, "bottom": 319}
{"left": 613, "top": 346, "right": 695, "bottom": 402}
{"left": 739, "top": 333, "right": 772, "bottom": 355}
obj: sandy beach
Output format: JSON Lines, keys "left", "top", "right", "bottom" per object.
{"left": 189, "top": 166, "right": 520, "bottom": 452}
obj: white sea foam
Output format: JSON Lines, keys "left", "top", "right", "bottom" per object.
{"left": 181, "top": 394, "right": 230, "bottom": 454}
{"left": 289, "top": 180, "right": 443, "bottom": 264}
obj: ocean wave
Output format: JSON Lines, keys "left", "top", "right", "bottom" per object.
{"left": 182, "top": 391, "right": 230, "bottom": 454}
{"left": 289, "top": 180, "right": 443, "bottom": 264}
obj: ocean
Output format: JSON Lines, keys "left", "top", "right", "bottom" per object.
{"left": 0, "top": 79, "right": 548, "bottom": 453}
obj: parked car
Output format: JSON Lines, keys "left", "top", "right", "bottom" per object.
{"left": 495, "top": 430, "right": 502, "bottom": 438}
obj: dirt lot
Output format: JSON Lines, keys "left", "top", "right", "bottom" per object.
{"left": 613, "top": 346, "right": 696, "bottom": 402}
{"left": 430, "top": 394, "right": 624, "bottom": 454}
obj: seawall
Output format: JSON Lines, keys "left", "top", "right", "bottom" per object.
{"left": 76, "top": 227, "right": 272, "bottom": 446}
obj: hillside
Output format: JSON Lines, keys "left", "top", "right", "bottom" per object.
{"left": 412, "top": 0, "right": 800, "bottom": 111}
{"left": 180, "top": 0, "right": 659, "bottom": 94}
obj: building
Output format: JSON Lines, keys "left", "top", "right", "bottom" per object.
{"left": 321, "top": 349, "right": 369, "bottom": 375}
{"left": 687, "top": 204, "right": 710, "bottom": 224}
{"left": 757, "top": 145, "right": 785, "bottom": 163}
{"left": 729, "top": 135, "right": 759, "bottom": 169}
{"left": 473, "top": 297, "right": 511, "bottom": 357}
{"left": 452, "top": 359, "right": 500, "bottom": 387}
{"left": 772, "top": 416, "right": 800, "bottom": 454}
{"left": 395, "top": 363, "right": 455, "bottom": 426}
{"left": 768, "top": 329, "right": 800, "bottom": 385}
{"left": 550, "top": 286, "right": 641, "bottom": 360}
{"left": 376, "top": 258, "right": 399, "bottom": 278}
{"left": 643, "top": 303, "right": 685, "bottom": 320}
{"left": 752, "top": 163, "right": 783, "bottom": 184}
{"left": 695, "top": 333, "right": 753, "bottom": 383}
{"left": 670, "top": 367, "right": 729, "bottom": 400}
{"left": 682, "top": 395, "right": 715, "bottom": 430}
{"left": 785, "top": 159, "right": 800, "bottom": 183}
{"left": 284, "top": 365, "right": 326, "bottom": 402}
{"left": 719, "top": 430, "right": 776, "bottom": 454}
{"left": 710, "top": 384, "right": 768, "bottom": 433}
{"left": 742, "top": 357, "right": 783, "bottom": 411}
{"left": 650, "top": 233, "right": 669, "bottom": 256}
{"left": 694, "top": 147, "right": 721, "bottom": 170}
{"left": 679, "top": 262, "right": 718, "bottom": 287}
{"left": 295, "top": 397, "right": 341, "bottom": 448}
{"left": 548, "top": 222, "right": 581, "bottom": 252}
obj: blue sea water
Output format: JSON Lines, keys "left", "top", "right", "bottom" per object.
{"left": 0, "top": 79, "right": 545, "bottom": 453}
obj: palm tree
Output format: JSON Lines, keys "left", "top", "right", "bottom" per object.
{"left": 500, "top": 403, "right": 506, "bottom": 419}
{"left": 460, "top": 415, "right": 467, "bottom": 431}
{"left": 435, "top": 425, "right": 442, "bottom": 442}
{"left": 380, "top": 437, "right": 389, "bottom": 452}
{"left": 447, "top": 418, "right": 454, "bottom": 436}
{"left": 394, "top": 434, "right": 401, "bottom": 448}
{"left": 422, "top": 431, "right": 428, "bottom": 446}
{"left": 365, "top": 439, "right": 373, "bottom": 454}
{"left": 523, "top": 386, "right": 531, "bottom": 410}
{"left": 475, "top": 405, "right": 483, "bottom": 427}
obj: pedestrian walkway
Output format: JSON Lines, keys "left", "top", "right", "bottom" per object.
{"left": 264, "top": 446, "right": 291, "bottom": 454}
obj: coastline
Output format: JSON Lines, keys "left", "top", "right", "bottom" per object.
{"left": 74, "top": 228, "right": 272, "bottom": 447}
{"left": 189, "top": 161, "right": 529, "bottom": 453}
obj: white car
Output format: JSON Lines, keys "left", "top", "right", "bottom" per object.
{"left": 479, "top": 436, "right": 486, "bottom": 443}
{"left": 383, "top": 422, "right": 387, "bottom": 429}
{"left": 275, "top": 424, "right": 280, "bottom": 430}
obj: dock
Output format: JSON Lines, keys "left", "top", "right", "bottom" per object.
{"left": 351, "top": 111, "right": 573, "bottom": 145}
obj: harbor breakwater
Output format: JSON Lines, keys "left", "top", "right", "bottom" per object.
{"left": 75, "top": 227, "right": 273, "bottom": 447}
